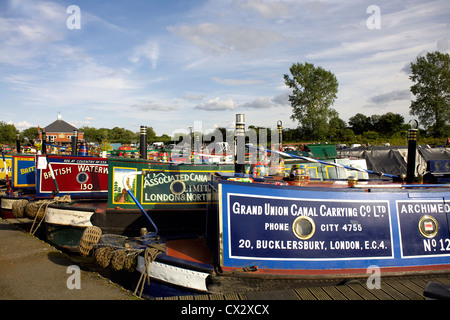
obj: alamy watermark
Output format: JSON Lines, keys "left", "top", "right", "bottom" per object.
{"left": 66, "top": 265, "right": 81, "bottom": 290}
{"left": 66, "top": 5, "right": 81, "bottom": 30}
{"left": 366, "top": 5, "right": 381, "bottom": 30}
{"left": 366, "top": 265, "right": 381, "bottom": 289}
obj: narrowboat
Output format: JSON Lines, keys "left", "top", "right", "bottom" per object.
{"left": 121, "top": 169, "right": 449, "bottom": 297}
{"left": 0, "top": 153, "right": 29, "bottom": 219}
{"left": 42, "top": 156, "right": 234, "bottom": 251}
{"left": 89, "top": 123, "right": 450, "bottom": 298}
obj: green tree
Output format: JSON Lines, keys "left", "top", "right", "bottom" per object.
{"left": 349, "top": 113, "right": 372, "bottom": 135}
{"left": 0, "top": 121, "right": 18, "bottom": 144}
{"left": 284, "top": 62, "right": 339, "bottom": 141}
{"left": 108, "top": 127, "right": 137, "bottom": 144}
{"left": 79, "top": 126, "right": 99, "bottom": 142}
{"left": 22, "top": 127, "right": 40, "bottom": 142}
{"left": 410, "top": 51, "right": 450, "bottom": 137}
{"left": 373, "top": 112, "right": 405, "bottom": 136}
{"left": 327, "top": 114, "right": 347, "bottom": 141}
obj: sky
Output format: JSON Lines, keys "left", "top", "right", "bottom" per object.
{"left": 0, "top": 0, "right": 449, "bottom": 138}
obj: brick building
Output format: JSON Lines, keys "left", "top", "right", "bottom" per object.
{"left": 41, "top": 113, "right": 83, "bottom": 145}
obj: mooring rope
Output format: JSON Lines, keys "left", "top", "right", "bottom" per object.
{"left": 134, "top": 243, "right": 166, "bottom": 298}
{"left": 29, "top": 195, "right": 72, "bottom": 235}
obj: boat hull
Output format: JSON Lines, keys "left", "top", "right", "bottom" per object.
{"left": 0, "top": 196, "right": 31, "bottom": 219}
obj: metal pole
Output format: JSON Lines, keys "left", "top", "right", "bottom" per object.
{"left": 406, "top": 120, "right": 418, "bottom": 183}
{"left": 140, "top": 126, "right": 147, "bottom": 159}
{"left": 235, "top": 114, "right": 246, "bottom": 174}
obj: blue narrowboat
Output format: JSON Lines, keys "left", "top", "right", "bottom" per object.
{"left": 131, "top": 173, "right": 449, "bottom": 297}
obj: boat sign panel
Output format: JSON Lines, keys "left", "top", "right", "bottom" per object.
{"left": 397, "top": 200, "right": 450, "bottom": 258}
{"left": 226, "top": 193, "right": 393, "bottom": 261}
{"left": 12, "top": 155, "right": 36, "bottom": 188}
{"left": 36, "top": 155, "right": 108, "bottom": 197}
{"left": 109, "top": 158, "right": 234, "bottom": 209}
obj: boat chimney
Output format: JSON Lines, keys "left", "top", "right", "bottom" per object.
{"left": 277, "top": 120, "right": 283, "bottom": 151}
{"left": 41, "top": 129, "right": 47, "bottom": 155}
{"left": 140, "top": 126, "right": 147, "bottom": 159}
{"left": 72, "top": 129, "right": 78, "bottom": 155}
{"left": 235, "top": 114, "right": 246, "bottom": 174}
{"left": 406, "top": 120, "right": 418, "bottom": 183}
{"left": 16, "top": 134, "right": 20, "bottom": 154}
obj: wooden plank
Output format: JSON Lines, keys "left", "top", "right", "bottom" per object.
{"left": 383, "top": 280, "right": 423, "bottom": 300}
{"left": 433, "top": 276, "right": 450, "bottom": 286}
{"left": 400, "top": 279, "right": 426, "bottom": 296}
{"left": 321, "top": 285, "right": 348, "bottom": 300}
{"left": 361, "top": 285, "right": 395, "bottom": 300}
{"left": 410, "top": 278, "right": 432, "bottom": 288}
{"left": 208, "top": 294, "right": 226, "bottom": 300}
{"left": 334, "top": 285, "right": 363, "bottom": 300}
{"left": 377, "top": 282, "right": 409, "bottom": 300}
{"left": 294, "top": 288, "right": 317, "bottom": 300}
{"left": 223, "top": 293, "right": 243, "bottom": 300}
{"left": 308, "top": 287, "right": 332, "bottom": 300}
{"left": 347, "top": 283, "right": 378, "bottom": 300}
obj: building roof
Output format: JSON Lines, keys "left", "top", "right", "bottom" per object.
{"left": 44, "top": 115, "right": 82, "bottom": 133}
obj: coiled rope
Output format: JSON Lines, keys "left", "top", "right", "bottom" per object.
{"left": 78, "top": 227, "right": 166, "bottom": 298}
{"left": 28, "top": 195, "right": 72, "bottom": 235}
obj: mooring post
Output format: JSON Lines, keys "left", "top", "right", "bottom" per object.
{"left": 140, "top": 126, "right": 147, "bottom": 159}
{"left": 406, "top": 120, "right": 418, "bottom": 183}
{"left": 235, "top": 114, "right": 246, "bottom": 174}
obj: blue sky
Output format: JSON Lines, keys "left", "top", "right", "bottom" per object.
{"left": 1, "top": 0, "right": 449, "bottom": 137}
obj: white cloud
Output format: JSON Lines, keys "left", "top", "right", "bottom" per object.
{"left": 9, "top": 120, "right": 35, "bottom": 131}
{"left": 272, "top": 91, "right": 291, "bottom": 106}
{"left": 182, "top": 94, "right": 207, "bottom": 101}
{"left": 241, "top": 97, "right": 272, "bottom": 109}
{"left": 168, "top": 23, "right": 282, "bottom": 54}
{"left": 130, "top": 101, "right": 178, "bottom": 112}
{"left": 369, "top": 89, "right": 412, "bottom": 105}
{"left": 129, "top": 40, "right": 160, "bottom": 69}
{"left": 212, "top": 77, "right": 264, "bottom": 86}
{"left": 195, "top": 97, "right": 238, "bottom": 111}
{"left": 233, "top": 0, "right": 290, "bottom": 19}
